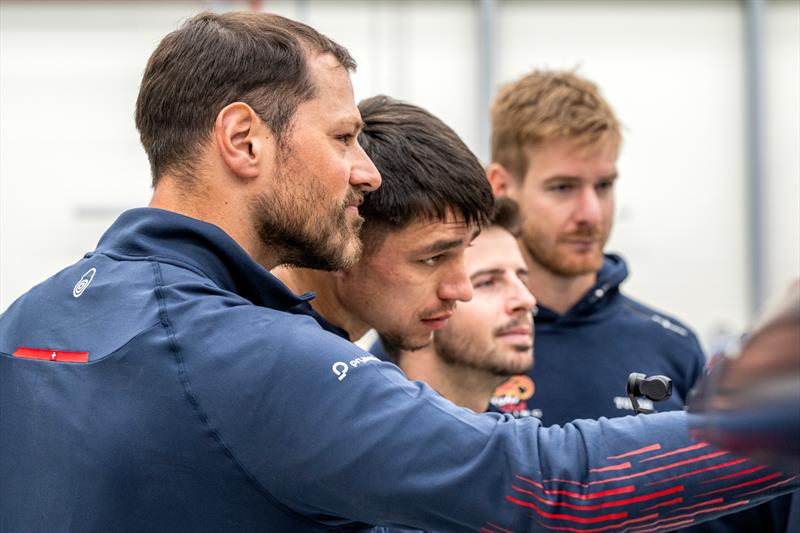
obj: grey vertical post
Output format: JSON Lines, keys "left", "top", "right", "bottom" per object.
{"left": 744, "top": 0, "right": 766, "bottom": 316}
{"left": 478, "top": 0, "right": 497, "bottom": 163}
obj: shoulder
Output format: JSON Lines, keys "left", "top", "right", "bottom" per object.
{"left": 616, "top": 294, "right": 704, "bottom": 353}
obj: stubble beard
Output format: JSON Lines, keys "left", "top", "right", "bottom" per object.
{"left": 379, "top": 303, "right": 458, "bottom": 356}
{"left": 521, "top": 224, "right": 607, "bottom": 278}
{"left": 252, "top": 162, "right": 363, "bottom": 271}
{"left": 381, "top": 330, "right": 433, "bottom": 359}
{"left": 433, "top": 321, "right": 533, "bottom": 378}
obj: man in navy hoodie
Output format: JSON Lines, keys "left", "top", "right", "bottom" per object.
{"left": 486, "top": 69, "right": 797, "bottom": 531}
{"left": 1, "top": 13, "right": 796, "bottom": 533}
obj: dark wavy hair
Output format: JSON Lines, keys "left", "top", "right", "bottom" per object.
{"left": 357, "top": 95, "right": 494, "bottom": 254}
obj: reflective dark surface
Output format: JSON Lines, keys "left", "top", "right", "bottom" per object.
{"left": 688, "top": 282, "right": 800, "bottom": 472}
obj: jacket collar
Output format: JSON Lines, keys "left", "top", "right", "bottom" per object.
{"left": 94, "top": 208, "right": 313, "bottom": 312}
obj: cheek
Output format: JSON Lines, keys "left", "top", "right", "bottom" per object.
{"left": 451, "top": 303, "right": 491, "bottom": 335}
{"left": 602, "top": 198, "right": 615, "bottom": 225}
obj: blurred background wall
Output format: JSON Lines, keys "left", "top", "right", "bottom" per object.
{"left": 1, "top": 0, "right": 798, "bottom": 353}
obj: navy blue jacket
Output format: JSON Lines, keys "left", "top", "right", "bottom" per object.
{"left": 2, "top": 209, "right": 796, "bottom": 532}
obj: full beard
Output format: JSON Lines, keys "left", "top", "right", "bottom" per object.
{"left": 252, "top": 182, "right": 363, "bottom": 272}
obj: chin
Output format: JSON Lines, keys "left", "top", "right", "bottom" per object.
{"left": 555, "top": 258, "right": 603, "bottom": 277}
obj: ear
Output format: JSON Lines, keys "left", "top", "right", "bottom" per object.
{"left": 214, "top": 102, "right": 273, "bottom": 180}
{"left": 486, "top": 162, "right": 518, "bottom": 199}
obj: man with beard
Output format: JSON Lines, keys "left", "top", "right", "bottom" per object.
{"left": 486, "top": 69, "right": 706, "bottom": 422}
{"left": 1, "top": 14, "right": 796, "bottom": 533}
{"left": 385, "top": 198, "right": 537, "bottom": 414}
{"left": 486, "top": 69, "right": 797, "bottom": 532}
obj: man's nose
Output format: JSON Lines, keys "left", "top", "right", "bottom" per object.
{"left": 438, "top": 263, "right": 473, "bottom": 303}
{"left": 350, "top": 142, "right": 381, "bottom": 192}
{"left": 507, "top": 276, "right": 537, "bottom": 315}
{"left": 573, "top": 186, "right": 603, "bottom": 225}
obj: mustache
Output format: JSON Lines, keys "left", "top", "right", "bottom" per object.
{"left": 493, "top": 314, "right": 533, "bottom": 337}
{"left": 420, "top": 304, "right": 456, "bottom": 320}
{"left": 562, "top": 225, "right": 604, "bottom": 239}
{"left": 343, "top": 189, "right": 364, "bottom": 208}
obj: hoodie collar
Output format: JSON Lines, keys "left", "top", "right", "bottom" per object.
{"left": 535, "top": 254, "right": 629, "bottom": 324}
{"left": 94, "top": 208, "right": 314, "bottom": 312}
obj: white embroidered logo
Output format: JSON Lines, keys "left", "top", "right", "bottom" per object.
{"left": 73, "top": 268, "right": 96, "bottom": 298}
{"left": 332, "top": 355, "right": 380, "bottom": 381}
{"left": 332, "top": 361, "right": 349, "bottom": 381}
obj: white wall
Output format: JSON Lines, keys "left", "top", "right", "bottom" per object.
{"left": 764, "top": 0, "right": 800, "bottom": 302}
{"left": 1, "top": 0, "right": 798, "bottom": 352}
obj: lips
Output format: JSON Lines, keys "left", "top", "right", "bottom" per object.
{"left": 346, "top": 191, "right": 364, "bottom": 208}
{"left": 495, "top": 316, "right": 534, "bottom": 341}
{"left": 421, "top": 310, "right": 455, "bottom": 330}
{"left": 497, "top": 326, "right": 532, "bottom": 337}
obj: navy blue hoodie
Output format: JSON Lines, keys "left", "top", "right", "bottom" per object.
{"left": 2, "top": 210, "right": 796, "bottom": 532}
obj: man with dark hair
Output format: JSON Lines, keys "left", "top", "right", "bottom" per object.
{"left": 1, "top": 13, "right": 795, "bottom": 533}
{"left": 277, "top": 94, "right": 493, "bottom": 352}
{"left": 277, "top": 97, "right": 533, "bottom": 412}
{"left": 386, "top": 198, "right": 537, "bottom": 413}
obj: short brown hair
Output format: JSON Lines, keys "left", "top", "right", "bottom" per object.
{"left": 135, "top": 11, "right": 355, "bottom": 185}
{"left": 490, "top": 70, "right": 621, "bottom": 179}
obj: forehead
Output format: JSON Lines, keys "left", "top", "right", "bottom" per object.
{"left": 370, "top": 213, "right": 477, "bottom": 259}
{"left": 524, "top": 137, "right": 618, "bottom": 178}
{"left": 464, "top": 226, "right": 525, "bottom": 273}
{"left": 295, "top": 52, "right": 361, "bottom": 129}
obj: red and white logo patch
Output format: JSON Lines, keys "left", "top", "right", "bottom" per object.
{"left": 13, "top": 347, "right": 89, "bottom": 363}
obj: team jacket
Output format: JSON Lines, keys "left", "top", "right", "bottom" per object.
{"left": 1, "top": 208, "right": 797, "bottom": 532}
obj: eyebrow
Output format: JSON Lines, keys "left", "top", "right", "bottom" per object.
{"left": 470, "top": 267, "right": 530, "bottom": 281}
{"left": 544, "top": 173, "right": 618, "bottom": 182}
{"left": 418, "top": 237, "right": 470, "bottom": 255}
{"left": 470, "top": 268, "right": 504, "bottom": 280}
{"left": 336, "top": 117, "right": 365, "bottom": 134}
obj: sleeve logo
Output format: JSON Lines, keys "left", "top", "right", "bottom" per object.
{"left": 73, "top": 268, "right": 96, "bottom": 298}
{"left": 332, "top": 355, "right": 379, "bottom": 381}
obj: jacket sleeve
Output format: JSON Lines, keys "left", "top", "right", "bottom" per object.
{"left": 182, "top": 313, "right": 799, "bottom": 532}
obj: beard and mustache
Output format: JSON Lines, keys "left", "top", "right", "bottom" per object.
{"left": 522, "top": 224, "right": 608, "bottom": 277}
{"left": 252, "top": 179, "right": 364, "bottom": 272}
{"left": 433, "top": 313, "right": 534, "bottom": 378}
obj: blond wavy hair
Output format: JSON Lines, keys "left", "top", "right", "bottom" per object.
{"left": 490, "top": 70, "right": 622, "bottom": 179}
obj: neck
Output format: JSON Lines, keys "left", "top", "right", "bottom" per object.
{"left": 519, "top": 242, "right": 597, "bottom": 316}
{"left": 149, "top": 175, "right": 278, "bottom": 270}
{"left": 272, "top": 267, "right": 370, "bottom": 341}
{"left": 397, "top": 347, "right": 502, "bottom": 413}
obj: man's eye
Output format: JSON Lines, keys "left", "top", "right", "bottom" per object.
{"left": 549, "top": 183, "right": 574, "bottom": 193}
{"left": 421, "top": 255, "right": 443, "bottom": 266}
{"left": 596, "top": 180, "right": 614, "bottom": 192}
{"left": 473, "top": 278, "right": 495, "bottom": 289}
{"left": 337, "top": 134, "right": 354, "bottom": 145}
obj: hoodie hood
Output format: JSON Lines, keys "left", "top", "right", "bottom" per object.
{"left": 535, "top": 253, "right": 628, "bottom": 327}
